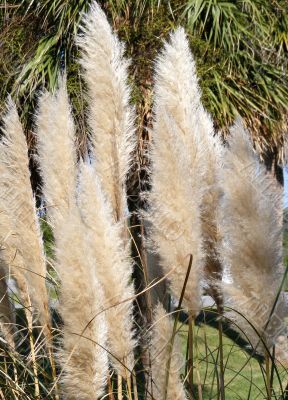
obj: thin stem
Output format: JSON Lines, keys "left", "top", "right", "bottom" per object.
{"left": 140, "top": 222, "right": 153, "bottom": 325}
{"left": 118, "top": 374, "right": 123, "bottom": 400}
{"left": 133, "top": 374, "right": 139, "bottom": 400}
{"left": 108, "top": 374, "right": 115, "bottom": 400}
{"left": 265, "top": 350, "right": 271, "bottom": 400}
{"left": 25, "top": 301, "right": 40, "bottom": 400}
{"left": 217, "top": 306, "right": 225, "bottom": 400}
{"left": 11, "top": 354, "right": 19, "bottom": 400}
{"left": 126, "top": 374, "right": 133, "bottom": 400}
{"left": 188, "top": 312, "right": 194, "bottom": 399}
{"left": 194, "top": 320, "right": 203, "bottom": 400}
{"left": 270, "top": 345, "right": 275, "bottom": 393}
{"left": 47, "top": 328, "right": 59, "bottom": 400}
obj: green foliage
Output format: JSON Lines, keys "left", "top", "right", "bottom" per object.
{"left": 40, "top": 218, "right": 54, "bottom": 260}
{"left": 12, "top": 0, "right": 92, "bottom": 97}
{"left": 0, "top": 0, "right": 287, "bottom": 149}
{"left": 181, "top": 0, "right": 288, "bottom": 134}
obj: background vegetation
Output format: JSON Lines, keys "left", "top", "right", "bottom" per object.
{"left": 0, "top": 0, "right": 287, "bottom": 168}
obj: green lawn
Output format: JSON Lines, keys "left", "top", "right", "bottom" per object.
{"left": 178, "top": 323, "right": 288, "bottom": 400}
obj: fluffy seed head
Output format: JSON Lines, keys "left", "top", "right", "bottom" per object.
{"left": 0, "top": 98, "right": 49, "bottom": 329}
{"left": 77, "top": 1, "right": 136, "bottom": 225}
{"left": 219, "top": 120, "right": 286, "bottom": 348}
{"left": 77, "top": 162, "right": 136, "bottom": 376}
{"left": 148, "top": 28, "right": 208, "bottom": 314}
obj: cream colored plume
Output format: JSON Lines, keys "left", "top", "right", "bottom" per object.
{"left": 219, "top": 120, "right": 286, "bottom": 349}
{"left": 56, "top": 208, "right": 108, "bottom": 400}
{"left": 36, "top": 79, "right": 77, "bottom": 233}
{"left": 77, "top": 1, "right": 136, "bottom": 224}
{"left": 77, "top": 162, "right": 135, "bottom": 377}
{"left": 0, "top": 99, "right": 49, "bottom": 328}
{"left": 148, "top": 28, "right": 208, "bottom": 314}
{"left": 148, "top": 303, "right": 187, "bottom": 400}
{"left": 36, "top": 79, "right": 109, "bottom": 396}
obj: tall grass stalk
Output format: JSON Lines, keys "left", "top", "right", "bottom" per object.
{"left": 26, "top": 305, "right": 40, "bottom": 399}
{"left": 148, "top": 27, "right": 205, "bottom": 314}
{"left": 265, "top": 350, "right": 272, "bottom": 400}
{"left": 187, "top": 312, "right": 194, "bottom": 398}
{"left": 217, "top": 314, "right": 225, "bottom": 400}
{"left": 76, "top": 2, "right": 137, "bottom": 380}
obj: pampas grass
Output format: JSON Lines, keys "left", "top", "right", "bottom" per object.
{"left": 77, "top": 2, "right": 136, "bottom": 226}
{"left": 148, "top": 28, "right": 206, "bottom": 315}
{"left": 36, "top": 79, "right": 110, "bottom": 398}
{"left": 36, "top": 79, "right": 77, "bottom": 233}
{"left": 0, "top": 99, "right": 49, "bottom": 330}
{"left": 77, "top": 162, "right": 135, "bottom": 377}
{"left": 0, "top": 3, "right": 287, "bottom": 399}
{"left": 56, "top": 208, "right": 109, "bottom": 400}
{"left": 75, "top": 1, "right": 137, "bottom": 378}
{"left": 219, "top": 120, "right": 286, "bottom": 349}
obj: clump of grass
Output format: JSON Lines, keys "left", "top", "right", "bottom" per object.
{"left": 0, "top": 2, "right": 287, "bottom": 400}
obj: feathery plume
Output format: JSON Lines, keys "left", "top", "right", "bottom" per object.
{"left": 77, "top": 1, "right": 136, "bottom": 224}
{"left": 77, "top": 162, "right": 135, "bottom": 377}
{"left": 219, "top": 120, "right": 286, "bottom": 348}
{"left": 36, "top": 80, "right": 109, "bottom": 395}
{"left": 0, "top": 99, "right": 49, "bottom": 328}
{"left": 36, "top": 79, "right": 77, "bottom": 233}
{"left": 77, "top": 3, "right": 137, "bottom": 376}
{"left": 148, "top": 28, "right": 207, "bottom": 314}
{"left": 56, "top": 208, "right": 109, "bottom": 400}
{"left": 148, "top": 303, "right": 187, "bottom": 400}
